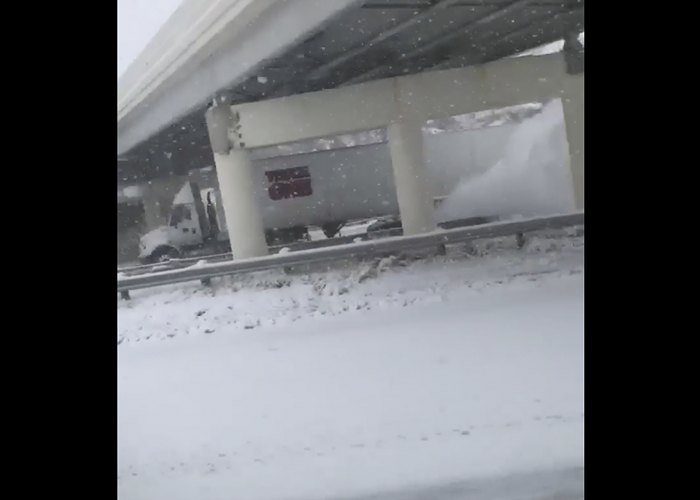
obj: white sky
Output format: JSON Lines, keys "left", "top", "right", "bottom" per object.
{"left": 117, "top": 0, "right": 184, "bottom": 78}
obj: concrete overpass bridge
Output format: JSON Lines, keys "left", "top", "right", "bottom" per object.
{"left": 117, "top": 0, "right": 584, "bottom": 261}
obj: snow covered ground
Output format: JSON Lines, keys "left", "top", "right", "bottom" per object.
{"left": 118, "top": 230, "right": 584, "bottom": 499}
{"left": 118, "top": 230, "right": 583, "bottom": 345}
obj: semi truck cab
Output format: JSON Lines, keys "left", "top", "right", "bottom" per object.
{"left": 138, "top": 182, "right": 226, "bottom": 263}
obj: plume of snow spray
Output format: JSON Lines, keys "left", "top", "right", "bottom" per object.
{"left": 435, "top": 99, "right": 576, "bottom": 223}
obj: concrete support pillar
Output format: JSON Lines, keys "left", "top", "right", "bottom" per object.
{"left": 387, "top": 117, "right": 436, "bottom": 235}
{"left": 562, "top": 79, "right": 584, "bottom": 210}
{"left": 205, "top": 98, "right": 268, "bottom": 259}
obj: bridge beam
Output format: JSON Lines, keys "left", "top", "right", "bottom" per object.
{"left": 231, "top": 51, "right": 584, "bottom": 215}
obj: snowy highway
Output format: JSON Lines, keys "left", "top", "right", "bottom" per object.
{"left": 338, "top": 467, "right": 583, "bottom": 500}
{"left": 117, "top": 233, "right": 584, "bottom": 500}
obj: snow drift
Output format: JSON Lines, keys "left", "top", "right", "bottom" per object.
{"left": 436, "top": 99, "right": 576, "bottom": 223}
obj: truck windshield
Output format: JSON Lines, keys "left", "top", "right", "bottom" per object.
{"left": 169, "top": 205, "right": 192, "bottom": 227}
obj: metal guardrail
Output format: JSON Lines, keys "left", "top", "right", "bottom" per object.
{"left": 116, "top": 217, "right": 495, "bottom": 278}
{"left": 118, "top": 212, "right": 583, "bottom": 298}
{"left": 117, "top": 235, "right": 366, "bottom": 277}
{"left": 118, "top": 253, "right": 231, "bottom": 276}
{"left": 117, "top": 221, "right": 378, "bottom": 276}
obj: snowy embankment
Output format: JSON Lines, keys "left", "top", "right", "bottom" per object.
{"left": 118, "top": 229, "right": 583, "bottom": 345}
{"left": 117, "top": 231, "right": 584, "bottom": 500}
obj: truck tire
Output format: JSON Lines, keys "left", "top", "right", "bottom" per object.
{"left": 150, "top": 246, "right": 180, "bottom": 263}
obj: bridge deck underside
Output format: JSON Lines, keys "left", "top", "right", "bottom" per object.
{"left": 118, "top": 0, "right": 584, "bottom": 184}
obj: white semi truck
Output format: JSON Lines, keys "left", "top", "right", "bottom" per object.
{"left": 138, "top": 177, "right": 339, "bottom": 263}
{"left": 137, "top": 139, "right": 415, "bottom": 263}
{"left": 138, "top": 175, "right": 436, "bottom": 264}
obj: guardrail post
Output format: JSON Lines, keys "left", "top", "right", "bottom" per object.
{"left": 120, "top": 290, "right": 131, "bottom": 300}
